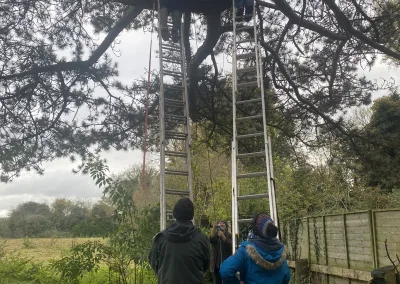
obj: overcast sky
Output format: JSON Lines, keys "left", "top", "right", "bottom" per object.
{"left": 0, "top": 20, "right": 399, "bottom": 217}
{"left": 0, "top": 29, "right": 160, "bottom": 217}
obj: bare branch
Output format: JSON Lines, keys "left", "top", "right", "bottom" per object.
{"left": 384, "top": 239, "right": 400, "bottom": 274}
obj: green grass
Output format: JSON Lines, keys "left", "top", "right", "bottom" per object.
{"left": 0, "top": 237, "right": 106, "bottom": 264}
{"left": 0, "top": 238, "right": 158, "bottom": 283}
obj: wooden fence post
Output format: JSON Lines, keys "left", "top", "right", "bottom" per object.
{"left": 306, "top": 217, "right": 310, "bottom": 264}
{"left": 295, "top": 259, "right": 309, "bottom": 284}
{"left": 368, "top": 210, "right": 378, "bottom": 269}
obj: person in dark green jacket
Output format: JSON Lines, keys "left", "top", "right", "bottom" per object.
{"left": 148, "top": 198, "right": 210, "bottom": 284}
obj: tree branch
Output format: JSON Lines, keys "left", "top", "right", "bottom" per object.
{"left": 349, "top": 0, "right": 380, "bottom": 43}
{"left": 0, "top": 7, "right": 143, "bottom": 81}
{"left": 188, "top": 13, "right": 222, "bottom": 120}
{"left": 384, "top": 239, "right": 399, "bottom": 274}
{"left": 323, "top": 0, "right": 400, "bottom": 60}
{"left": 262, "top": 0, "right": 348, "bottom": 40}
{"left": 329, "top": 40, "right": 347, "bottom": 98}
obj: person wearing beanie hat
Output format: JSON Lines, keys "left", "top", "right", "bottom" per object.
{"left": 220, "top": 213, "right": 290, "bottom": 284}
{"left": 149, "top": 198, "right": 210, "bottom": 284}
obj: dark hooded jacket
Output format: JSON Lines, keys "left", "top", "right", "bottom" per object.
{"left": 148, "top": 221, "right": 210, "bottom": 284}
{"left": 219, "top": 238, "right": 290, "bottom": 284}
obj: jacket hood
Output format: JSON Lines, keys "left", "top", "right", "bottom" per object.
{"left": 251, "top": 237, "right": 283, "bottom": 252}
{"left": 166, "top": 221, "right": 196, "bottom": 243}
{"left": 245, "top": 240, "right": 287, "bottom": 270}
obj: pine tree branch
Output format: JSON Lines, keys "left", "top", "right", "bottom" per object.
{"left": 323, "top": 0, "right": 400, "bottom": 60}
{"left": 0, "top": 7, "right": 143, "bottom": 81}
{"left": 262, "top": 0, "right": 348, "bottom": 40}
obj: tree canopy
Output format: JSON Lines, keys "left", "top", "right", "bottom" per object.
{"left": 1, "top": 0, "right": 400, "bottom": 180}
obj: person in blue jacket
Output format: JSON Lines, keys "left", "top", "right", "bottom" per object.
{"left": 220, "top": 213, "right": 291, "bottom": 284}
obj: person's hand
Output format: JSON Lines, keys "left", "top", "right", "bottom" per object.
{"left": 217, "top": 230, "right": 226, "bottom": 240}
{"left": 213, "top": 221, "right": 218, "bottom": 228}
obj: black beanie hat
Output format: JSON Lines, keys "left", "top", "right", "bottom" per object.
{"left": 173, "top": 198, "right": 194, "bottom": 221}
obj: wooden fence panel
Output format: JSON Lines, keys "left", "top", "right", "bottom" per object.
{"left": 308, "top": 216, "right": 327, "bottom": 265}
{"left": 374, "top": 209, "right": 400, "bottom": 268}
{"left": 282, "top": 208, "right": 400, "bottom": 283}
{"left": 345, "top": 212, "right": 374, "bottom": 271}
{"left": 325, "top": 215, "right": 348, "bottom": 269}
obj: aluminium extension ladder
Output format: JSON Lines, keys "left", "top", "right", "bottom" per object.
{"left": 231, "top": 0, "right": 278, "bottom": 253}
{"left": 157, "top": 10, "right": 193, "bottom": 231}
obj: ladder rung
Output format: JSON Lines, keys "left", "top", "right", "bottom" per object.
{"left": 165, "top": 131, "right": 187, "bottom": 140}
{"left": 237, "top": 172, "right": 268, "bottom": 179}
{"left": 237, "top": 81, "right": 258, "bottom": 89}
{"left": 165, "top": 114, "right": 186, "bottom": 122}
{"left": 165, "top": 169, "right": 188, "bottom": 176}
{"left": 236, "top": 26, "right": 254, "bottom": 32}
{"left": 235, "top": 14, "right": 250, "bottom": 20}
{"left": 165, "top": 98, "right": 185, "bottom": 107}
{"left": 164, "top": 84, "right": 183, "bottom": 90}
{"left": 237, "top": 193, "right": 269, "bottom": 201}
{"left": 237, "top": 133, "right": 264, "bottom": 139}
{"left": 162, "top": 43, "right": 181, "bottom": 50}
{"left": 238, "top": 219, "right": 252, "bottom": 223}
{"left": 236, "top": 98, "right": 261, "bottom": 105}
{"left": 164, "top": 70, "right": 183, "bottom": 77}
{"left": 237, "top": 151, "right": 266, "bottom": 158}
{"left": 166, "top": 189, "right": 190, "bottom": 195}
{"left": 165, "top": 151, "right": 187, "bottom": 157}
{"left": 237, "top": 66, "right": 257, "bottom": 74}
{"left": 166, "top": 210, "right": 175, "bottom": 220}
{"left": 163, "top": 55, "right": 181, "bottom": 62}
{"left": 162, "top": 46, "right": 181, "bottom": 53}
{"left": 237, "top": 38, "right": 255, "bottom": 44}
{"left": 163, "top": 58, "right": 181, "bottom": 64}
{"left": 237, "top": 114, "right": 263, "bottom": 121}
{"left": 236, "top": 52, "right": 256, "bottom": 60}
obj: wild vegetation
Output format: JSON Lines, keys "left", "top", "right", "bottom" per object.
{"left": 1, "top": 92, "right": 400, "bottom": 283}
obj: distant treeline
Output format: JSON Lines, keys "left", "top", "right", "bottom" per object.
{"left": 0, "top": 199, "right": 115, "bottom": 238}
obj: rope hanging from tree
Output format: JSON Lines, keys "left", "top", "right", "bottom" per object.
{"left": 141, "top": 2, "right": 156, "bottom": 191}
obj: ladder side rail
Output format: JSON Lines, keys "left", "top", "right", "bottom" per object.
{"left": 231, "top": 141, "right": 238, "bottom": 253}
{"left": 268, "top": 135, "right": 279, "bottom": 235}
{"left": 255, "top": 23, "right": 275, "bottom": 228}
{"left": 180, "top": 21, "right": 194, "bottom": 223}
{"left": 252, "top": 1, "right": 261, "bottom": 88}
{"left": 157, "top": 0, "right": 167, "bottom": 231}
{"left": 231, "top": 0, "right": 239, "bottom": 254}
{"left": 253, "top": 0, "right": 278, "bottom": 233}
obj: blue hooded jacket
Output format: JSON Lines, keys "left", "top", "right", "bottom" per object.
{"left": 220, "top": 238, "right": 290, "bottom": 284}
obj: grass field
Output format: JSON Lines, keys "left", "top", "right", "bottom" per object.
{"left": 0, "top": 237, "right": 106, "bottom": 264}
